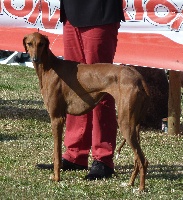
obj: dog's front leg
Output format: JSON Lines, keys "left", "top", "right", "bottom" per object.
{"left": 51, "top": 117, "right": 64, "bottom": 182}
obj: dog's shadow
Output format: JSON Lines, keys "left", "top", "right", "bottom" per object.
{"left": 0, "top": 98, "right": 50, "bottom": 142}
{"left": 0, "top": 133, "right": 18, "bottom": 142}
{"left": 115, "top": 164, "right": 183, "bottom": 181}
{"left": 0, "top": 98, "right": 50, "bottom": 122}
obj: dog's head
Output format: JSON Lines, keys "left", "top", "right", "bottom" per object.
{"left": 23, "top": 32, "right": 50, "bottom": 63}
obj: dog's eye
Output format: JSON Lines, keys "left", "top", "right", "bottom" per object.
{"left": 27, "top": 42, "right": 32, "bottom": 47}
{"left": 38, "top": 43, "right": 44, "bottom": 47}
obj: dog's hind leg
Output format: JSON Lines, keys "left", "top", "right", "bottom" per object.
{"left": 119, "top": 121, "right": 148, "bottom": 191}
{"left": 51, "top": 117, "right": 65, "bottom": 182}
{"left": 127, "top": 124, "right": 141, "bottom": 187}
{"left": 130, "top": 142, "right": 148, "bottom": 192}
{"left": 117, "top": 88, "right": 148, "bottom": 192}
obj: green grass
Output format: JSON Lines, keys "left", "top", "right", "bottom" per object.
{"left": 0, "top": 64, "right": 183, "bottom": 200}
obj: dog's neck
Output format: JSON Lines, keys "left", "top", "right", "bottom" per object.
{"left": 33, "top": 49, "right": 59, "bottom": 89}
{"left": 34, "top": 49, "right": 57, "bottom": 68}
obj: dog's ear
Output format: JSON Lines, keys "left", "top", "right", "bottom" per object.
{"left": 44, "top": 35, "right": 50, "bottom": 50}
{"left": 23, "top": 36, "right": 28, "bottom": 53}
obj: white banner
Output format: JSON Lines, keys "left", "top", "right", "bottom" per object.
{"left": 0, "top": 0, "right": 183, "bottom": 41}
{"left": 0, "top": 0, "right": 183, "bottom": 70}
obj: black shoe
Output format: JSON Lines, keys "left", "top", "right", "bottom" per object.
{"left": 36, "top": 158, "right": 88, "bottom": 171}
{"left": 36, "top": 163, "right": 54, "bottom": 170}
{"left": 62, "top": 158, "right": 88, "bottom": 171}
{"left": 85, "top": 160, "right": 114, "bottom": 180}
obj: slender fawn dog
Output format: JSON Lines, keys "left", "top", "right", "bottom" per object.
{"left": 23, "top": 32, "right": 149, "bottom": 191}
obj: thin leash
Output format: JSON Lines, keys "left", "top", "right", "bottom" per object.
{"left": 37, "top": 0, "right": 42, "bottom": 32}
{"left": 36, "top": 0, "right": 61, "bottom": 52}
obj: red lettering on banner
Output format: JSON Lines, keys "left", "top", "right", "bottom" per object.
{"left": 123, "top": 0, "right": 130, "bottom": 20}
{"left": 146, "top": 0, "right": 177, "bottom": 24}
{"left": 28, "top": 2, "right": 39, "bottom": 24}
{"left": 4, "top": 0, "right": 33, "bottom": 17}
{"left": 171, "top": 12, "right": 183, "bottom": 31}
{"left": 28, "top": 1, "right": 60, "bottom": 29}
{"left": 123, "top": 0, "right": 144, "bottom": 21}
{"left": 134, "top": 0, "right": 143, "bottom": 20}
{"left": 41, "top": 1, "right": 60, "bottom": 29}
{"left": 123, "top": 0, "right": 127, "bottom": 13}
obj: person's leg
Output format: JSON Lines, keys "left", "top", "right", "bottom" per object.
{"left": 80, "top": 23, "right": 119, "bottom": 178}
{"left": 63, "top": 21, "right": 119, "bottom": 175}
{"left": 92, "top": 95, "right": 117, "bottom": 168}
{"left": 62, "top": 20, "right": 92, "bottom": 167}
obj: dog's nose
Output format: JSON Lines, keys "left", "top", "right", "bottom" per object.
{"left": 33, "top": 57, "right": 39, "bottom": 63}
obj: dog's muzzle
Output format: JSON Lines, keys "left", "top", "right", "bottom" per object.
{"left": 32, "top": 56, "right": 41, "bottom": 63}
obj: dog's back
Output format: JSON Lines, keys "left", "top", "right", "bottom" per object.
{"left": 54, "top": 62, "right": 149, "bottom": 118}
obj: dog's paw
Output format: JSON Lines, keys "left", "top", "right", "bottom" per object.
{"left": 116, "top": 153, "right": 120, "bottom": 159}
{"left": 50, "top": 174, "right": 55, "bottom": 180}
{"left": 133, "top": 188, "right": 140, "bottom": 193}
{"left": 133, "top": 187, "right": 147, "bottom": 194}
{"left": 50, "top": 174, "right": 60, "bottom": 182}
{"left": 120, "top": 182, "right": 129, "bottom": 187}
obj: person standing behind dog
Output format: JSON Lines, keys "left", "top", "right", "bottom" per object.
{"left": 60, "top": 0, "right": 125, "bottom": 180}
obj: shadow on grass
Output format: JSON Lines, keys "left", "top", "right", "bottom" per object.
{"left": 147, "top": 164, "right": 183, "bottom": 180}
{"left": 115, "top": 164, "right": 183, "bottom": 181}
{"left": 0, "top": 99, "right": 50, "bottom": 123}
{"left": 0, "top": 133, "right": 18, "bottom": 142}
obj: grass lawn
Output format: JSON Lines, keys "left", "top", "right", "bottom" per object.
{"left": 0, "top": 64, "right": 183, "bottom": 200}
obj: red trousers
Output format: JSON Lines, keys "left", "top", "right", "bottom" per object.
{"left": 62, "top": 20, "right": 119, "bottom": 168}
